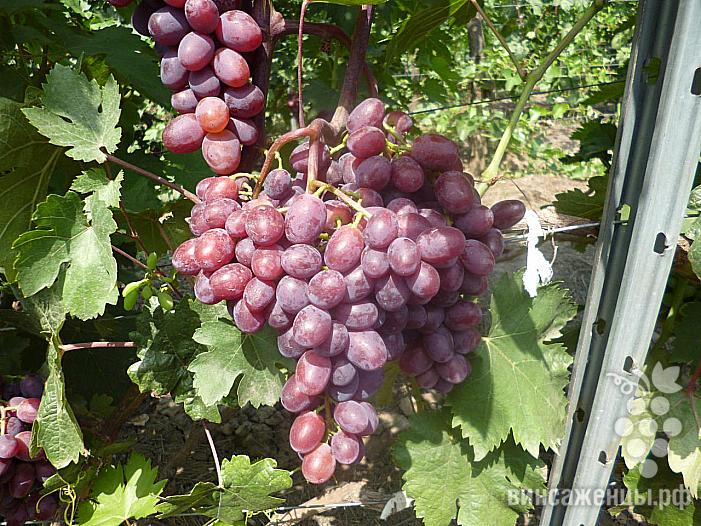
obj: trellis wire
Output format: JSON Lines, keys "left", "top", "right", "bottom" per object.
{"left": 407, "top": 79, "right": 625, "bottom": 115}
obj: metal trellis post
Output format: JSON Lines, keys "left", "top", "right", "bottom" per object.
{"left": 541, "top": 0, "right": 701, "bottom": 524}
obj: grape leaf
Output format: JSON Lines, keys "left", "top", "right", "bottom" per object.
{"left": 202, "top": 455, "right": 292, "bottom": 524}
{"left": 128, "top": 298, "right": 225, "bottom": 422}
{"left": 393, "top": 410, "right": 541, "bottom": 526}
{"left": 30, "top": 341, "right": 84, "bottom": 468}
{"left": 447, "top": 273, "right": 576, "bottom": 460}
{"left": 190, "top": 321, "right": 292, "bottom": 408}
{"left": 71, "top": 168, "right": 123, "bottom": 211}
{"left": 42, "top": 22, "right": 170, "bottom": 108}
{"left": 689, "top": 239, "right": 701, "bottom": 281}
{"left": 561, "top": 121, "right": 617, "bottom": 166}
{"left": 156, "top": 482, "right": 221, "bottom": 518}
{"left": 22, "top": 63, "right": 121, "bottom": 163}
{"left": 666, "top": 390, "right": 701, "bottom": 497}
{"left": 671, "top": 302, "right": 701, "bottom": 363}
{"left": 619, "top": 384, "right": 701, "bottom": 498}
{"left": 16, "top": 277, "right": 67, "bottom": 338}
{"left": 76, "top": 452, "right": 166, "bottom": 526}
{"left": 610, "top": 464, "right": 699, "bottom": 525}
{"left": 0, "top": 97, "right": 67, "bottom": 280}
{"left": 552, "top": 175, "right": 608, "bottom": 220}
{"left": 13, "top": 191, "right": 119, "bottom": 320}
{"left": 385, "top": 0, "right": 471, "bottom": 62}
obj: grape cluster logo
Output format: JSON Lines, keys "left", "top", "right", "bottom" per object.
{"left": 609, "top": 363, "right": 683, "bottom": 478}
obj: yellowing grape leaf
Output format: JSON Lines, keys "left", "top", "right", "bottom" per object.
{"left": 76, "top": 453, "right": 166, "bottom": 526}
{"left": 393, "top": 410, "right": 543, "bottom": 526}
{"left": 666, "top": 390, "right": 701, "bottom": 497}
{"left": 190, "top": 321, "right": 293, "bottom": 408}
{"left": 13, "top": 191, "right": 118, "bottom": 320}
{"left": 22, "top": 64, "right": 121, "bottom": 163}
{"left": 447, "top": 273, "right": 576, "bottom": 460}
{"left": 619, "top": 383, "right": 701, "bottom": 498}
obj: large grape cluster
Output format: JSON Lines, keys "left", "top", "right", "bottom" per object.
{"left": 112, "top": 0, "right": 265, "bottom": 173}
{"left": 0, "top": 376, "right": 58, "bottom": 526}
{"left": 170, "top": 97, "right": 525, "bottom": 484}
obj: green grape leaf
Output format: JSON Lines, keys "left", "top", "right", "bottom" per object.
{"left": 30, "top": 341, "right": 84, "bottom": 468}
{"left": 42, "top": 22, "right": 170, "bottom": 108}
{"left": 0, "top": 97, "right": 68, "bottom": 280}
{"left": 447, "top": 273, "right": 576, "bottom": 460}
{"left": 156, "top": 482, "right": 221, "bottom": 518}
{"left": 552, "top": 175, "right": 608, "bottom": 220}
{"left": 13, "top": 191, "right": 118, "bottom": 320}
{"left": 128, "top": 298, "right": 225, "bottom": 422}
{"left": 689, "top": 238, "right": 701, "bottom": 280}
{"left": 22, "top": 64, "right": 121, "bottom": 163}
{"left": 561, "top": 121, "right": 618, "bottom": 166}
{"left": 201, "top": 455, "right": 292, "bottom": 523}
{"left": 688, "top": 185, "right": 701, "bottom": 211}
{"left": 17, "top": 277, "right": 68, "bottom": 338}
{"left": 393, "top": 410, "right": 541, "bottom": 526}
{"left": 190, "top": 321, "right": 292, "bottom": 408}
{"left": 76, "top": 452, "right": 167, "bottom": 526}
{"left": 672, "top": 302, "right": 701, "bottom": 363}
{"left": 610, "top": 464, "right": 699, "bottom": 525}
{"left": 385, "top": 0, "right": 469, "bottom": 62}
{"left": 71, "top": 168, "right": 123, "bottom": 211}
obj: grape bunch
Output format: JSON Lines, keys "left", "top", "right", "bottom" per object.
{"left": 111, "top": 0, "right": 265, "bottom": 174}
{"left": 170, "top": 97, "right": 525, "bottom": 484}
{"left": 0, "top": 375, "right": 58, "bottom": 526}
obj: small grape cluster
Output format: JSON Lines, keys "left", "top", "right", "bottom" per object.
{"left": 0, "top": 376, "right": 58, "bottom": 526}
{"left": 110, "top": 0, "right": 265, "bottom": 173}
{"left": 170, "top": 98, "right": 525, "bottom": 485}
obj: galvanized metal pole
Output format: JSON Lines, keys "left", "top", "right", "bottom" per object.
{"left": 541, "top": 0, "right": 701, "bottom": 524}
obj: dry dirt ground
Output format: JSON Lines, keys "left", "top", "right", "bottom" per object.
{"left": 120, "top": 174, "right": 650, "bottom": 526}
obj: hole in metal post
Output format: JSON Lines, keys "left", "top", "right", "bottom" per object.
{"left": 623, "top": 356, "right": 634, "bottom": 373}
{"left": 598, "top": 451, "right": 608, "bottom": 465}
{"left": 653, "top": 232, "right": 668, "bottom": 254}
{"left": 594, "top": 319, "right": 606, "bottom": 335}
{"left": 692, "top": 68, "right": 701, "bottom": 96}
{"left": 575, "top": 408, "right": 585, "bottom": 423}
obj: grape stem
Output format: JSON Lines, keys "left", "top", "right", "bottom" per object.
{"left": 0, "top": 406, "right": 19, "bottom": 435}
{"left": 469, "top": 0, "right": 526, "bottom": 81}
{"left": 309, "top": 180, "right": 373, "bottom": 218}
{"left": 306, "top": 134, "right": 322, "bottom": 192}
{"left": 203, "top": 422, "right": 223, "bottom": 487}
{"left": 112, "top": 245, "right": 183, "bottom": 299}
{"left": 297, "top": 0, "right": 312, "bottom": 128}
{"left": 59, "top": 342, "right": 136, "bottom": 353}
{"left": 477, "top": 0, "right": 608, "bottom": 196}
{"left": 252, "top": 127, "right": 316, "bottom": 197}
{"left": 105, "top": 154, "right": 200, "bottom": 204}
{"left": 239, "top": 0, "right": 274, "bottom": 172}
{"left": 273, "top": 19, "right": 378, "bottom": 98}
{"left": 329, "top": 5, "right": 374, "bottom": 136}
